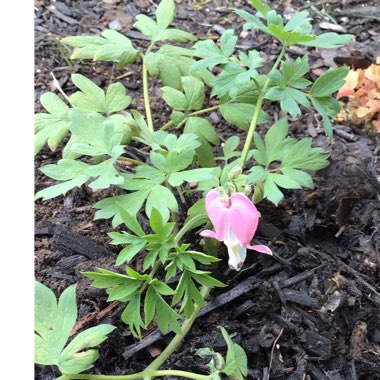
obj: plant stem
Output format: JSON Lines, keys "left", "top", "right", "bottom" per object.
{"left": 160, "top": 105, "right": 221, "bottom": 131}
{"left": 138, "top": 261, "right": 161, "bottom": 295}
{"left": 240, "top": 44, "right": 287, "bottom": 168}
{"left": 117, "top": 156, "right": 145, "bottom": 166}
{"left": 165, "top": 181, "right": 179, "bottom": 235}
{"left": 145, "top": 287, "right": 211, "bottom": 372}
{"left": 141, "top": 52, "right": 154, "bottom": 133}
{"left": 63, "top": 369, "right": 211, "bottom": 380}
{"left": 174, "top": 214, "right": 206, "bottom": 245}
{"left": 176, "top": 185, "right": 186, "bottom": 204}
{"left": 148, "top": 370, "right": 210, "bottom": 380}
{"left": 64, "top": 288, "right": 211, "bottom": 380}
{"left": 172, "top": 211, "right": 179, "bottom": 236}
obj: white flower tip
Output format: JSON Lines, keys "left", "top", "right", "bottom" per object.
{"left": 229, "top": 261, "right": 243, "bottom": 271}
{"left": 228, "top": 252, "right": 245, "bottom": 271}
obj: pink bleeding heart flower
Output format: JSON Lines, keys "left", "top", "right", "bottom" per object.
{"left": 200, "top": 189, "right": 272, "bottom": 271}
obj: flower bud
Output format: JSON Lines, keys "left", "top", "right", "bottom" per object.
{"left": 226, "top": 182, "right": 236, "bottom": 195}
{"left": 253, "top": 181, "right": 264, "bottom": 204}
{"left": 228, "top": 166, "right": 242, "bottom": 180}
{"left": 244, "top": 185, "right": 252, "bottom": 196}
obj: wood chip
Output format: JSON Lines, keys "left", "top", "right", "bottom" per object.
{"left": 302, "top": 330, "right": 331, "bottom": 357}
{"left": 319, "top": 22, "right": 347, "bottom": 33}
{"left": 282, "top": 289, "right": 319, "bottom": 308}
{"left": 350, "top": 321, "right": 368, "bottom": 360}
{"left": 53, "top": 227, "right": 113, "bottom": 259}
{"left": 47, "top": 5, "right": 79, "bottom": 24}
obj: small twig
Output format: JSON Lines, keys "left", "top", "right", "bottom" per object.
{"left": 311, "top": 4, "right": 337, "bottom": 24}
{"left": 369, "top": 223, "right": 380, "bottom": 240}
{"left": 71, "top": 301, "right": 120, "bottom": 335}
{"left": 50, "top": 72, "right": 72, "bottom": 105}
{"left": 331, "top": 11, "right": 380, "bottom": 21}
{"left": 334, "top": 127, "right": 357, "bottom": 142}
{"left": 267, "top": 328, "right": 284, "bottom": 380}
{"left": 299, "top": 0, "right": 329, "bottom": 9}
{"left": 272, "top": 279, "right": 286, "bottom": 305}
{"left": 278, "top": 263, "right": 327, "bottom": 288}
{"left": 335, "top": 225, "right": 345, "bottom": 238}
{"left": 365, "top": 349, "right": 380, "bottom": 358}
{"left": 299, "top": 1, "right": 337, "bottom": 24}
{"left": 116, "top": 71, "right": 134, "bottom": 80}
{"left": 337, "top": 259, "right": 380, "bottom": 300}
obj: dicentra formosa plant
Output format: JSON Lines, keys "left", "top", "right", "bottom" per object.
{"left": 34, "top": 0, "right": 353, "bottom": 379}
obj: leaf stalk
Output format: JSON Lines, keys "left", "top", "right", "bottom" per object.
{"left": 62, "top": 369, "right": 211, "bottom": 380}
{"left": 141, "top": 52, "right": 154, "bottom": 133}
{"left": 240, "top": 44, "right": 287, "bottom": 168}
{"left": 160, "top": 105, "right": 221, "bottom": 131}
{"left": 145, "top": 286, "right": 211, "bottom": 371}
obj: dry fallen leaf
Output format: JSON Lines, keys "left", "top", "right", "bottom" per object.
{"left": 335, "top": 58, "right": 380, "bottom": 133}
{"left": 336, "top": 70, "right": 359, "bottom": 98}
{"left": 147, "top": 344, "right": 163, "bottom": 357}
{"left": 324, "top": 272, "right": 346, "bottom": 293}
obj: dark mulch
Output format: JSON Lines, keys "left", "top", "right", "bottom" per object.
{"left": 35, "top": 1, "right": 380, "bottom": 379}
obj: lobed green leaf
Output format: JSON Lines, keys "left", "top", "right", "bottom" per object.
{"left": 121, "top": 293, "right": 145, "bottom": 339}
{"left": 34, "top": 282, "right": 114, "bottom": 374}
{"left": 62, "top": 29, "right": 139, "bottom": 66}
{"left": 134, "top": 0, "right": 195, "bottom": 43}
{"left": 184, "top": 117, "right": 219, "bottom": 167}
{"left": 35, "top": 92, "right": 70, "bottom": 154}
{"left": 144, "top": 285, "right": 181, "bottom": 334}
{"left": 220, "top": 327, "right": 248, "bottom": 380}
{"left": 35, "top": 159, "right": 91, "bottom": 200}
{"left": 192, "top": 29, "right": 237, "bottom": 70}
{"left": 58, "top": 325, "right": 115, "bottom": 374}
{"left": 146, "top": 45, "right": 212, "bottom": 89}
{"left": 309, "top": 66, "right": 350, "bottom": 98}
{"left": 220, "top": 102, "right": 270, "bottom": 130}
{"left": 70, "top": 74, "right": 131, "bottom": 114}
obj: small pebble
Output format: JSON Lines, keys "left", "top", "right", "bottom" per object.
{"left": 209, "top": 111, "right": 220, "bottom": 124}
{"left": 109, "top": 19, "right": 122, "bottom": 31}
{"left": 348, "top": 25, "right": 362, "bottom": 34}
{"left": 64, "top": 195, "right": 74, "bottom": 210}
{"left": 212, "top": 25, "right": 226, "bottom": 35}
{"left": 347, "top": 296, "right": 356, "bottom": 306}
